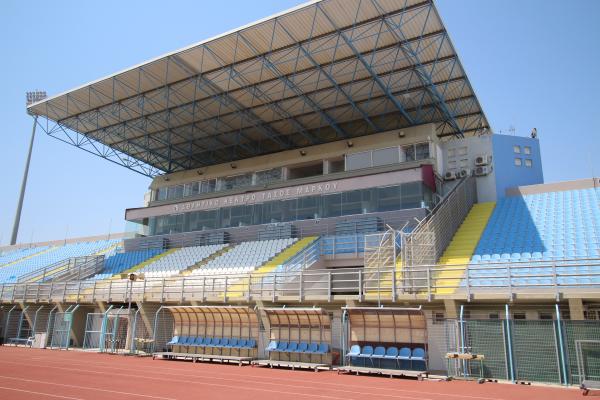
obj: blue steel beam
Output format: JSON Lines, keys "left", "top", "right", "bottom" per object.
{"left": 273, "top": 16, "right": 380, "bottom": 133}
{"left": 370, "top": 0, "right": 464, "bottom": 137}
{"left": 233, "top": 32, "right": 349, "bottom": 139}
{"left": 316, "top": 2, "right": 415, "bottom": 126}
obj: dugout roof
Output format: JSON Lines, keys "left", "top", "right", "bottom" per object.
{"left": 27, "top": 0, "right": 489, "bottom": 177}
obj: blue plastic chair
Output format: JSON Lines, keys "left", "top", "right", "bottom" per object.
{"left": 398, "top": 347, "right": 411, "bottom": 369}
{"left": 177, "top": 336, "right": 189, "bottom": 345}
{"left": 298, "top": 342, "right": 309, "bottom": 352}
{"left": 287, "top": 342, "right": 298, "bottom": 352}
{"left": 276, "top": 341, "right": 289, "bottom": 352}
{"left": 237, "top": 339, "right": 247, "bottom": 348}
{"left": 372, "top": 346, "right": 386, "bottom": 368}
{"left": 266, "top": 340, "right": 278, "bottom": 352}
{"left": 306, "top": 342, "right": 319, "bottom": 353}
{"left": 166, "top": 336, "right": 179, "bottom": 346}
{"left": 228, "top": 338, "right": 238, "bottom": 348}
{"left": 246, "top": 339, "right": 256, "bottom": 348}
{"left": 383, "top": 346, "right": 399, "bottom": 369}
{"left": 411, "top": 347, "right": 427, "bottom": 371}
{"left": 359, "top": 345, "right": 374, "bottom": 367}
{"left": 346, "top": 344, "right": 360, "bottom": 357}
{"left": 211, "top": 338, "right": 222, "bottom": 347}
{"left": 220, "top": 338, "right": 229, "bottom": 348}
{"left": 192, "top": 337, "right": 204, "bottom": 346}
{"left": 317, "top": 343, "right": 329, "bottom": 354}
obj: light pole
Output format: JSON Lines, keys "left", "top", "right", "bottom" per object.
{"left": 10, "top": 91, "right": 46, "bottom": 245}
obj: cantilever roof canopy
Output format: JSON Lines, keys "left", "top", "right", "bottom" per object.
{"left": 27, "top": 0, "right": 489, "bottom": 177}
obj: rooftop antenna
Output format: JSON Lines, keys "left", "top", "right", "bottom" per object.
{"left": 508, "top": 125, "right": 516, "bottom": 136}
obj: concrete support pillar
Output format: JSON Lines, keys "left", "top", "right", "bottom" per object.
{"left": 568, "top": 298, "right": 585, "bottom": 321}
{"left": 444, "top": 299, "right": 460, "bottom": 319}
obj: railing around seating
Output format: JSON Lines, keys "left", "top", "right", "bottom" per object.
{"left": 16, "top": 255, "right": 105, "bottom": 283}
{"left": 1, "top": 257, "right": 599, "bottom": 304}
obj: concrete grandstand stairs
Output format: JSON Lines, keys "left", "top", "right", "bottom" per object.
{"left": 225, "top": 237, "right": 318, "bottom": 299}
{"left": 364, "top": 257, "right": 402, "bottom": 299}
{"left": 434, "top": 202, "right": 496, "bottom": 294}
{"left": 179, "top": 245, "right": 232, "bottom": 276}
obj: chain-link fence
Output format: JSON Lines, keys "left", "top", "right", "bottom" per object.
{"left": 564, "top": 321, "right": 600, "bottom": 384}
{"left": 440, "top": 318, "right": 600, "bottom": 386}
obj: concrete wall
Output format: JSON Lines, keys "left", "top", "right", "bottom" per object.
{"left": 492, "top": 134, "right": 544, "bottom": 198}
{"left": 149, "top": 124, "right": 438, "bottom": 190}
{"left": 441, "top": 134, "right": 497, "bottom": 202}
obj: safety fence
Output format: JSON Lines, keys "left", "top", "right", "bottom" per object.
{"left": 1, "top": 258, "right": 599, "bottom": 304}
{"left": 83, "top": 307, "right": 131, "bottom": 353}
{"left": 1, "top": 303, "right": 599, "bottom": 387}
{"left": 450, "top": 317, "right": 600, "bottom": 385}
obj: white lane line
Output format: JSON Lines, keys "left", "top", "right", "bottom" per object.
{"left": 0, "top": 359, "right": 432, "bottom": 400}
{"left": 0, "top": 357, "right": 504, "bottom": 400}
{"left": 0, "top": 375, "right": 177, "bottom": 400}
{"left": 0, "top": 386, "right": 85, "bottom": 400}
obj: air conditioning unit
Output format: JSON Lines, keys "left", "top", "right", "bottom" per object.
{"left": 475, "top": 155, "right": 492, "bottom": 166}
{"left": 475, "top": 165, "right": 493, "bottom": 176}
{"left": 457, "top": 168, "right": 471, "bottom": 178}
{"left": 444, "top": 171, "right": 456, "bottom": 181}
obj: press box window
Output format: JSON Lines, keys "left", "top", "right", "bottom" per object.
{"left": 513, "top": 145, "right": 521, "bottom": 154}
{"left": 372, "top": 147, "right": 400, "bottom": 167}
{"left": 524, "top": 146, "right": 531, "bottom": 155}
{"left": 328, "top": 158, "right": 345, "bottom": 174}
{"left": 525, "top": 159, "right": 532, "bottom": 168}
{"left": 514, "top": 158, "right": 522, "bottom": 167}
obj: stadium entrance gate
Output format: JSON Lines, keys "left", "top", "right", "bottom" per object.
{"left": 83, "top": 306, "right": 130, "bottom": 353}
{"left": 49, "top": 305, "right": 79, "bottom": 350}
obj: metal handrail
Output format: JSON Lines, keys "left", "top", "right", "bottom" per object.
{"left": 2, "top": 257, "right": 600, "bottom": 304}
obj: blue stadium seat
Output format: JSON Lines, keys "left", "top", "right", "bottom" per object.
{"left": 468, "top": 188, "right": 600, "bottom": 288}
{"left": 298, "top": 342, "right": 309, "bottom": 352}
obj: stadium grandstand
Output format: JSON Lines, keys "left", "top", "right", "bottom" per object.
{"left": 2, "top": 0, "right": 599, "bottom": 393}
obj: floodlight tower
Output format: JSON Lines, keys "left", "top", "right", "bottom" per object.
{"left": 10, "top": 91, "right": 46, "bottom": 245}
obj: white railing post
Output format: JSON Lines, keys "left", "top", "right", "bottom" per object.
{"left": 299, "top": 270, "right": 303, "bottom": 302}
{"left": 247, "top": 274, "right": 252, "bottom": 302}
{"left": 358, "top": 269, "right": 363, "bottom": 301}
{"left": 327, "top": 271, "right": 332, "bottom": 302}
{"left": 427, "top": 266, "right": 432, "bottom": 301}
{"left": 391, "top": 269, "right": 396, "bottom": 302}
{"left": 465, "top": 264, "right": 470, "bottom": 301}
{"left": 160, "top": 279, "right": 165, "bottom": 302}
{"left": 552, "top": 263, "right": 559, "bottom": 300}
{"left": 107, "top": 280, "right": 113, "bottom": 302}
{"left": 181, "top": 278, "right": 186, "bottom": 303}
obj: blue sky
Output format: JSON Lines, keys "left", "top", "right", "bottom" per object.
{"left": 1, "top": 0, "right": 599, "bottom": 244}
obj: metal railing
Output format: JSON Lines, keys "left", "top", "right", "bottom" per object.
{"left": 1, "top": 257, "right": 599, "bottom": 304}
{"left": 401, "top": 177, "right": 476, "bottom": 288}
{"left": 16, "top": 255, "right": 105, "bottom": 283}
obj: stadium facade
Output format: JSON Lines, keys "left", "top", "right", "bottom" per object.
{"left": 2, "top": 0, "right": 599, "bottom": 386}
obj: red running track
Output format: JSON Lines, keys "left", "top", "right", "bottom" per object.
{"left": 0, "top": 346, "right": 581, "bottom": 400}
